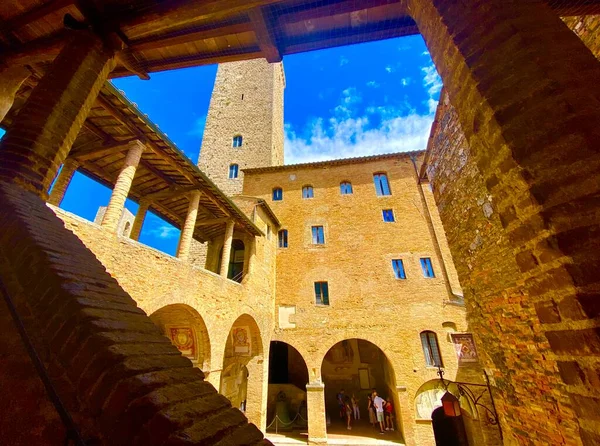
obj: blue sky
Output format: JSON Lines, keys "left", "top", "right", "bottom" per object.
{"left": 11, "top": 34, "right": 441, "bottom": 255}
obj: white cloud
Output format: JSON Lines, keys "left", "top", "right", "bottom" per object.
{"left": 421, "top": 63, "right": 442, "bottom": 113}
{"left": 401, "top": 77, "right": 411, "bottom": 87}
{"left": 385, "top": 65, "right": 395, "bottom": 73}
{"left": 366, "top": 81, "right": 380, "bottom": 88}
{"left": 339, "top": 56, "right": 349, "bottom": 66}
{"left": 284, "top": 109, "right": 433, "bottom": 165}
{"left": 148, "top": 224, "right": 179, "bottom": 239}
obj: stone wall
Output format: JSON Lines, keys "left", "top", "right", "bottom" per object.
{"left": 243, "top": 154, "right": 495, "bottom": 445}
{"left": 198, "top": 59, "right": 285, "bottom": 196}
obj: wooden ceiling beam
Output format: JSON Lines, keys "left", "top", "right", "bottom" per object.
{"left": 277, "top": 0, "right": 405, "bottom": 25}
{"left": 553, "top": 0, "right": 600, "bottom": 16}
{"left": 70, "top": 138, "right": 139, "bottom": 161}
{"left": 1, "top": 30, "right": 66, "bottom": 65}
{"left": 145, "top": 185, "right": 198, "bottom": 201}
{"left": 111, "top": 49, "right": 264, "bottom": 77}
{"left": 1, "top": 0, "right": 73, "bottom": 34}
{"left": 139, "top": 158, "right": 175, "bottom": 184}
{"left": 130, "top": 21, "right": 254, "bottom": 52}
{"left": 248, "top": 7, "right": 281, "bottom": 63}
{"left": 196, "top": 217, "right": 230, "bottom": 227}
{"left": 115, "top": 0, "right": 284, "bottom": 39}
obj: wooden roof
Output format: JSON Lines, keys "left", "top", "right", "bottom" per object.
{"left": 1, "top": 0, "right": 597, "bottom": 78}
{"left": 5, "top": 74, "right": 263, "bottom": 242}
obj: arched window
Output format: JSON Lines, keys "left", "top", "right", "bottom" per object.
{"left": 278, "top": 229, "right": 288, "bottom": 248}
{"left": 420, "top": 331, "right": 443, "bottom": 367}
{"left": 123, "top": 221, "right": 131, "bottom": 236}
{"left": 232, "top": 135, "right": 243, "bottom": 147}
{"left": 373, "top": 172, "right": 391, "bottom": 196}
{"left": 229, "top": 164, "right": 239, "bottom": 179}
{"left": 340, "top": 181, "right": 353, "bottom": 195}
{"left": 302, "top": 185, "right": 314, "bottom": 199}
{"left": 272, "top": 187, "right": 283, "bottom": 201}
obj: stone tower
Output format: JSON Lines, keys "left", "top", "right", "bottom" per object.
{"left": 198, "top": 59, "right": 285, "bottom": 196}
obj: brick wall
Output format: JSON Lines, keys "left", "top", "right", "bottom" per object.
{"left": 0, "top": 181, "right": 268, "bottom": 445}
{"left": 243, "top": 154, "right": 496, "bottom": 445}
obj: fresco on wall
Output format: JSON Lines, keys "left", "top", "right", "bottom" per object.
{"left": 325, "top": 339, "right": 354, "bottom": 364}
{"left": 169, "top": 327, "right": 196, "bottom": 359}
{"left": 233, "top": 326, "right": 251, "bottom": 356}
{"left": 451, "top": 333, "right": 478, "bottom": 364}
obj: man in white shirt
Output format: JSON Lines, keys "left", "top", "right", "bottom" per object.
{"left": 372, "top": 390, "right": 386, "bottom": 434}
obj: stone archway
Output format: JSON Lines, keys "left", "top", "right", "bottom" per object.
{"left": 149, "top": 303, "right": 211, "bottom": 372}
{"left": 220, "top": 313, "right": 266, "bottom": 429}
{"left": 266, "top": 341, "right": 309, "bottom": 434}
{"left": 320, "top": 339, "right": 403, "bottom": 443}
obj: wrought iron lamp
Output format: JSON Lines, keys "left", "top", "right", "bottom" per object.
{"left": 436, "top": 366, "right": 503, "bottom": 439}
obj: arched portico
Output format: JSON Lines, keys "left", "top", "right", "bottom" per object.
{"left": 149, "top": 303, "right": 211, "bottom": 372}
{"left": 220, "top": 313, "right": 267, "bottom": 430}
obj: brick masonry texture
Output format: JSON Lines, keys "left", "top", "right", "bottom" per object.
{"left": 0, "top": 180, "right": 269, "bottom": 445}
{"left": 421, "top": 6, "right": 600, "bottom": 444}
{"left": 52, "top": 202, "right": 278, "bottom": 431}
{"left": 198, "top": 59, "right": 285, "bottom": 196}
{"left": 242, "top": 153, "right": 499, "bottom": 445}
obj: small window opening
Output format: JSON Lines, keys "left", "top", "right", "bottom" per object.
{"left": 420, "top": 257, "right": 435, "bottom": 278}
{"left": 302, "top": 185, "right": 314, "bottom": 199}
{"left": 314, "top": 281, "right": 329, "bottom": 305}
{"left": 278, "top": 229, "right": 288, "bottom": 248}
{"left": 340, "top": 181, "right": 353, "bottom": 195}
{"left": 392, "top": 259, "right": 406, "bottom": 279}
{"left": 311, "top": 226, "right": 325, "bottom": 245}
{"left": 232, "top": 135, "right": 243, "bottom": 147}
{"left": 421, "top": 331, "right": 443, "bottom": 367}
{"left": 373, "top": 173, "right": 391, "bottom": 196}
{"left": 241, "top": 94, "right": 244, "bottom": 100}
{"left": 229, "top": 163, "right": 239, "bottom": 179}
{"left": 382, "top": 209, "right": 395, "bottom": 222}
{"left": 272, "top": 187, "right": 283, "bottom": 201}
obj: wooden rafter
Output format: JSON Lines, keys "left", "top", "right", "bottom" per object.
{"left": 144, "top": 185, "right": 198, "bottom": 202}
{"left": 0, "top": 0, "right": 73, "bottom": 34}
{"left": 196, "top": 217, "right": 230, "bottom": 227}
{"left": 277, "top": 0, "right": 404, "bottom": 24}
{"left": 130, "top": 21, "right": 254, "bottom": 52}
{"left": 248, "top": 7, "right": 281, "bottom": 63}
{"left": 71, "top": 138, "right": 138, "bottom": 161}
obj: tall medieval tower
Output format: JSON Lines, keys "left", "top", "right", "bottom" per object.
{"left": 198, "top": 59, "right": 285, "bottom": 196}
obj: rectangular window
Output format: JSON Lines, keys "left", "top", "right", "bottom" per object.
{"left": 420, "top": 257, "right": 435, "bottom": 278}
{"left": 311, "top": 226, "right": 325, "bottom": 244}
{"left": 392, "top": 259, "right": 406, "bottom": 279}
{"left": 229, "top": 164, "right": 238, "bottom": 179}
{"left": 314, "top": 281, "right": 329, "bottom": 305}
{"left": 382, "top": 209, "right": 395, "bottom": 222}
{"left": 302, "top": 186, "right": 314, "bottom": 199}
{"left": 373, "top": 173, "right": 391, "bottom": 196}
{"left": 278, "top": 229, "right": 288, "bottom": 248}
{"left": 272, "top": 187, "right": 283, "bottom": 201}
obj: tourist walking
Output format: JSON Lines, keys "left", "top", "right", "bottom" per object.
{"left": 372, "top": 390, "right": 386, "bottom": 434}
{"left": 351, "top": 394, "right": 360, "bottom": 420}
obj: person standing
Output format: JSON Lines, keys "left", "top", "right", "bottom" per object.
{"left": 384, "top": 397, "right": 395, "bottom": 431}
{"left": 337, "top": 389, "right": 346, "bottom": 420}
{"left": 367, "top": 394, "right": 376, "bottom": 427}
{"left": 372, "top": 390, "right": 386, "bottom": 434}
{"left": 351, "top": 394, "right": 360, "bottom": 420}
{"left": 344, "top": 396, "right": 353, "bottom": 430}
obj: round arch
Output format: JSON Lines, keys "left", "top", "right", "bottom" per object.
{"left": 220, "top": 313, "right": 264, "bottom": 412}
{"left": 414, "top": 379, "right": 476, "bottom": 421}
{"left": 266, "top": 341, "right": 309, "bottom": 432}
{"left": 320, "top": 338, "right": 404, "bottom": 441}
{"left": 149, "top": 303, "right": 211, "bottom": 372}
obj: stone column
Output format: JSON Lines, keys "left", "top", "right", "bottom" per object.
{"left": 206, "top": 369, "right": 222, "bottom": 391}
{"left": 176, "top": 190, "right": 201, "bottom": 261}
{"left": 219, "top": 220, "right": 235, "bottom": 277}
{"left": 101, "top": 141, "right": 145, "bottom": 233}
{"left": 47, "top": 159, "right": 80, "bottom": 206}
{"left": 0, "top": 65, "right": 30, "bottom": 123}
{"left": 245, "top": 356, "right": 268, "bottom": 431}
{"left": 396, "top": 385, "right": 416, "bottom": 446}
{"left": 0, "top": 31, "right": 115, "bottom": 197}
{"left": 410, "top": 0, "right": 600, "bottom": 443}
{"left": 130, "top": 199, "right": 150, "bottom": 241}
{"left": 306, "top": 382, "right": 327, "bottom": 444}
